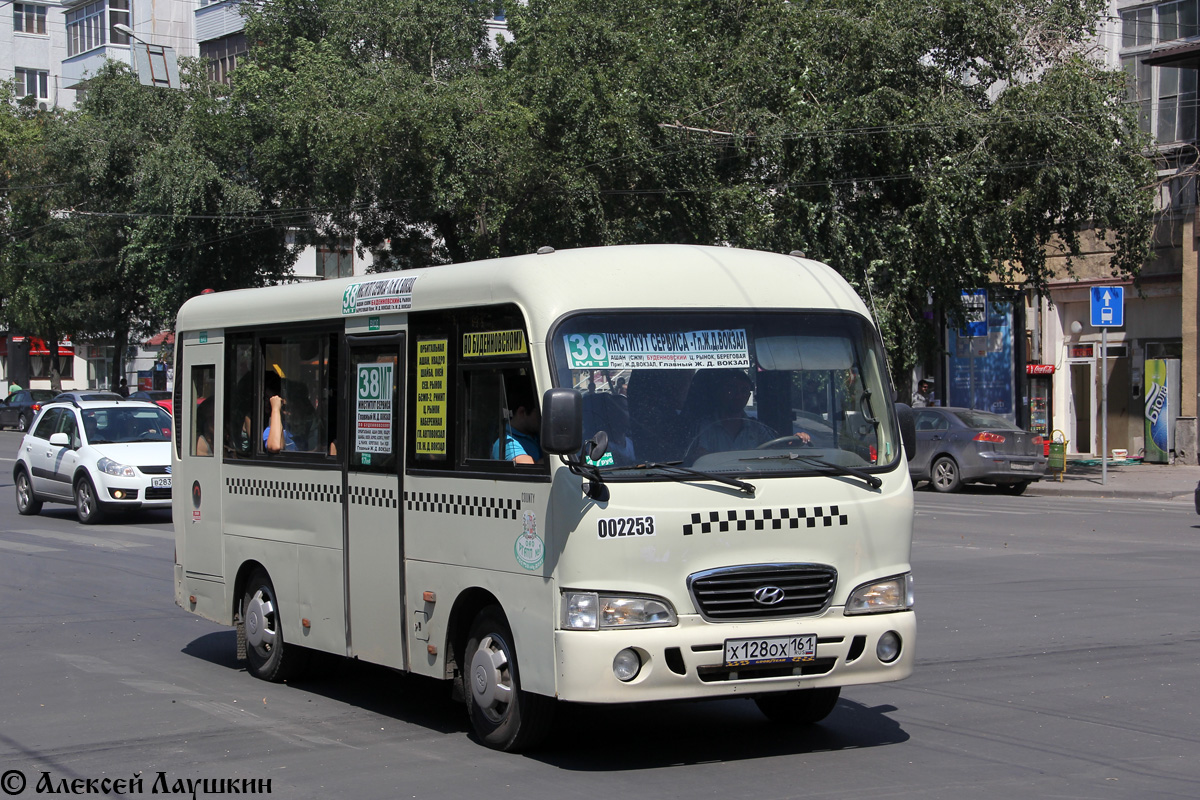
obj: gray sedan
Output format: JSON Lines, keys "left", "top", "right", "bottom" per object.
{"left": 909, "top": 407, "right": 1047, "bottom": 494}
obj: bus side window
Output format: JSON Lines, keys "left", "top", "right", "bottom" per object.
{"left": 226, "top": 337, "right": 255, "bottom": 458}
{"left": 191, "top": 364, "right": 216, "bottom": 457}
{"left": 463, "top": 370, "right": 505, "bottom": 460}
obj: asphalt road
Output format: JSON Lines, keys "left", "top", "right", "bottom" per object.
{"left": 1, "top": 427, "right": 1197, "bottom": 799}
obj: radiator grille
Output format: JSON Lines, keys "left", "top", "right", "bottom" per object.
{"left": 688, "top": 564, "right": 837, "bottom": 621}
{"left": 144, "top": 487, "right": 172, "bottom": 500}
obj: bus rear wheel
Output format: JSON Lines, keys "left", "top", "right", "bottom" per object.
{"left": 243, "top": 569, "right": 305, "bottom": 682}
{"left": 464, "top": 606, "right": 555, "bottom": 752}
{"left": 754, "top": 686, "right": 841, "bottom": 725}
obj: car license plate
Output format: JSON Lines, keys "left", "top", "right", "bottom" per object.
{"left": 152, "top": 477, "right": 172, "bottom": 488}
{"left": 724, "top": 634, "right": 817, "bottom": 666}
{"left": 1011, "top": 462, "right": 1034, "bottom": 471}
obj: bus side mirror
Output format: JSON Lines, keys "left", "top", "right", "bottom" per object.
{"left": 894, "top": 402, "right": 916, "bottom": 461}
{"left": 541, "top": 388, "right": 583, "bottom": 456}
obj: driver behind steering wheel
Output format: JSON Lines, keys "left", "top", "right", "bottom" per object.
{"left": 688, "top": 369, "right": 810, "bottom": 459}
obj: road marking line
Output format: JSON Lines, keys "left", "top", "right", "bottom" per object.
{"left": 19, "top": 528, "right": 151, "bottom": 549}
{"left": 0, "top": 538, "right": 60, "bottom": 553}
{"left": 57, "top": 653, "right": 137, "bottom": 675}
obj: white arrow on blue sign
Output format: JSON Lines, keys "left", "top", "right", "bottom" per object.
{"left": 1090, "top": 286, "right": 1124, "bottom": 327}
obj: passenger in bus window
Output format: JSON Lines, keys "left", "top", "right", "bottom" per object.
{"left": 264, "top": 394, "right": 298, "bottom": 453}
{"left": 263, "top": 373, "right": 298, "bottom": 453}
{"left": 491, "top": 377, "right": 542, "bottom": 464}
{"left": 195, "top": 398, "right": 215, "bottom": 457}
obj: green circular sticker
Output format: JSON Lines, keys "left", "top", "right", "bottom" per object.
{"left": 515, "top": 512, "right": 544, "bottom": 571}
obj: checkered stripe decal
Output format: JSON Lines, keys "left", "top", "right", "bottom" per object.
{"left": 683, "top": 506, "right": 848, "bottom": 535}
{"left": 404, "top": 491, "right": 521, "bottom": 520}
{"left": 226, "top": 477, "right": 342, "bottom": 503}
{"left": 349, "top": 485, "right": 398, "bottom": 509}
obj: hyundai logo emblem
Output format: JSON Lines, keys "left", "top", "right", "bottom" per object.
{"left": 753, "top": 585, "right": 786, "bottom": 605}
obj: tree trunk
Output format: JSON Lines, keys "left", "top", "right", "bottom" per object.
{"left": 111, "top": 329, "right": 129, "bottom": 394}
{"left": 47, "top": 328, "right": 63, "bottom": 394}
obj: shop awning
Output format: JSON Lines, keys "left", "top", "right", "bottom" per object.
{"left": 0, "top": 336, "right": 75, "bottom": 357}
{"left": 1142, "top": 41, "right": 1200, "bottom": 69}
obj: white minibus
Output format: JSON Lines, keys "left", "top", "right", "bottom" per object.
{"left": 172, "top": 244, "right": 917, "bottom": 751}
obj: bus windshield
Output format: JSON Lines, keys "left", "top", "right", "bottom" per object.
{"left": 550, "top": 311, "right": 900, "bottom": 478}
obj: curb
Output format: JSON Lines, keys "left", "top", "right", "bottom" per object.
{"left": 1025, "top": 485, "right": 1195, "bottom": 502}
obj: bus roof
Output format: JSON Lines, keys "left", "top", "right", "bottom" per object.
{"left": 175, "top": 245, "right": 872, "bottom": 337}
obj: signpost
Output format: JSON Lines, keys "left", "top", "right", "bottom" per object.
{"left": 1090, "top": 287, "right": 1124, "bottom": 485}
{"left": 961, "top": 290, "right": 988, "bottom": 410}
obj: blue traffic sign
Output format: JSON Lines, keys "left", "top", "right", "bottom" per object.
{"left": 1090, "top": 286, "right": 1124, "bottom": 327}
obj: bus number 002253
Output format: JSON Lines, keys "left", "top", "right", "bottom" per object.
{"left": 597, "top": 516, "right": 656, "bottom": 539}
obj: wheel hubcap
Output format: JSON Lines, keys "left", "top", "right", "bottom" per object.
{"left": 470, "top": 633, "right": 513, "bottom": 722}
{"left": 245, "top": 589, "right": 276, "bottom": 649}
{"left": 935, "top": 463, "right": 954, "bottom": 486}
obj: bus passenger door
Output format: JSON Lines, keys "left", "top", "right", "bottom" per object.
{"left": 181, "top": 342, "right": 223, "bottom": 581}
{"left": 344, "top": 335, "right": 406, "bottom": 669}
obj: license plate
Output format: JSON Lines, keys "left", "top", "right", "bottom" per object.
{"left": 152, "top": 477, "right": 172, "bottom": 488}
{"left": 1010, "top": 462, "right": 1034, "bottom": 471}
{"left": 724, "top": 634, "right": 817, "bottom": 666}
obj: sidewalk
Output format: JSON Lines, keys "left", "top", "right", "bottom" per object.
{"left": 1026, "top": 459, "right": 1200, "bottom": 502}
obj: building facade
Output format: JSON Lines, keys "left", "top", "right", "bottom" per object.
{"left": 1032, "top": 0, "right": 1199, "bottom": 463}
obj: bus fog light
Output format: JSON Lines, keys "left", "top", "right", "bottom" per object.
{"left": 877, "top": 631, "right": 902, "bottom": 663}
{"left": 613, "top": 648, "right": 641, "bottom": 681}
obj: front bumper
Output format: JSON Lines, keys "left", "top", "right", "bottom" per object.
{"left": 96, "top": 477, "right": 173, "bottom": 508}
{"left": 554, "top": 608, "right": 915, "bottom": 703}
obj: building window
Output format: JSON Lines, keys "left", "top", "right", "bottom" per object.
{"left": 13, "top": 3, "right": 48, "bottom": 34}
{"left": 66, "top": 0, "right": 130, "bottom": 57}
{"left": 14, "top": 68, "right": 49, "bottom": 101}
{"left": 1122, "top": 0, "right": 1200, "bottom": 144}
{"left": 199, "top": 33, "right": 248, "bottom": 85}
{"left": 318, "top": 242, "right": 354, "bottom": 279}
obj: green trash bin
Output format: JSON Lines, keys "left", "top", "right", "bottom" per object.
{"left": 1048, "top": 439, "right": 1067, "bottom": 480}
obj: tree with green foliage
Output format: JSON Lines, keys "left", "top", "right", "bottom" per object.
{"left": 232, "top": 0, "right": 1154, "bottom": 380}
{"left": 2, "top": 61, "right": 297, "bottom": 389}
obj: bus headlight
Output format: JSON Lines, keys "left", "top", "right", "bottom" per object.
{"left": 844, "top": 574, "right": 914, "bottom": 615}
{"left": 97, "top": 457, "right": 137, "bottom": 478}
{"left": 561, "top": 592, "right": 678, "bottom": 630}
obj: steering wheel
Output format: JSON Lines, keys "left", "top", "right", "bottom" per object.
{"left": 756, "top": 433, "right": 812, "bottom": 450}
{"left": 686, "top": 418, "right": 778, "bottom": 461}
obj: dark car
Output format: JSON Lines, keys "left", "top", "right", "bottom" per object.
{"left": 129, "top": 390, "right": 173, "bottom": 415}
{"left": 0, "top": 389, "right": 55, "bottom": 432}
{"left": 909, "top": 406, "right": 1047, "bottom": 494}
{"left": 50, "top": 391, "right": 126, "bottom": 404}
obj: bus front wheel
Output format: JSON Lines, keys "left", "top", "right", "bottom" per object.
{"left": 243, "top": 569, "right": 304, "bottom": 682}
{"left": 464, "top": 607, "right": 555, "bottom": 752}
{"left": 754, "top": 686, "right": 841, "bottom": 725}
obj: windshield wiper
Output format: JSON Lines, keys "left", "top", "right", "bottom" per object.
{"left": 603, "top": 461, "right": 756, "bottom": 496}
{"left": 740, "top": 452, "right": 882, "bottom": 490}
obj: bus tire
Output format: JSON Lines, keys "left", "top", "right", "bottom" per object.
{"left": 15, "top": 468, "right": 42, "bottom": 515}
{"left": 243, "top": 569, "right": 304, "bottom": 683}
{"left": 754, "top": 686, "right": 841, "bottom": 725}
{"left": 465, "top": 606, "right": 555, "bottom": 752}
